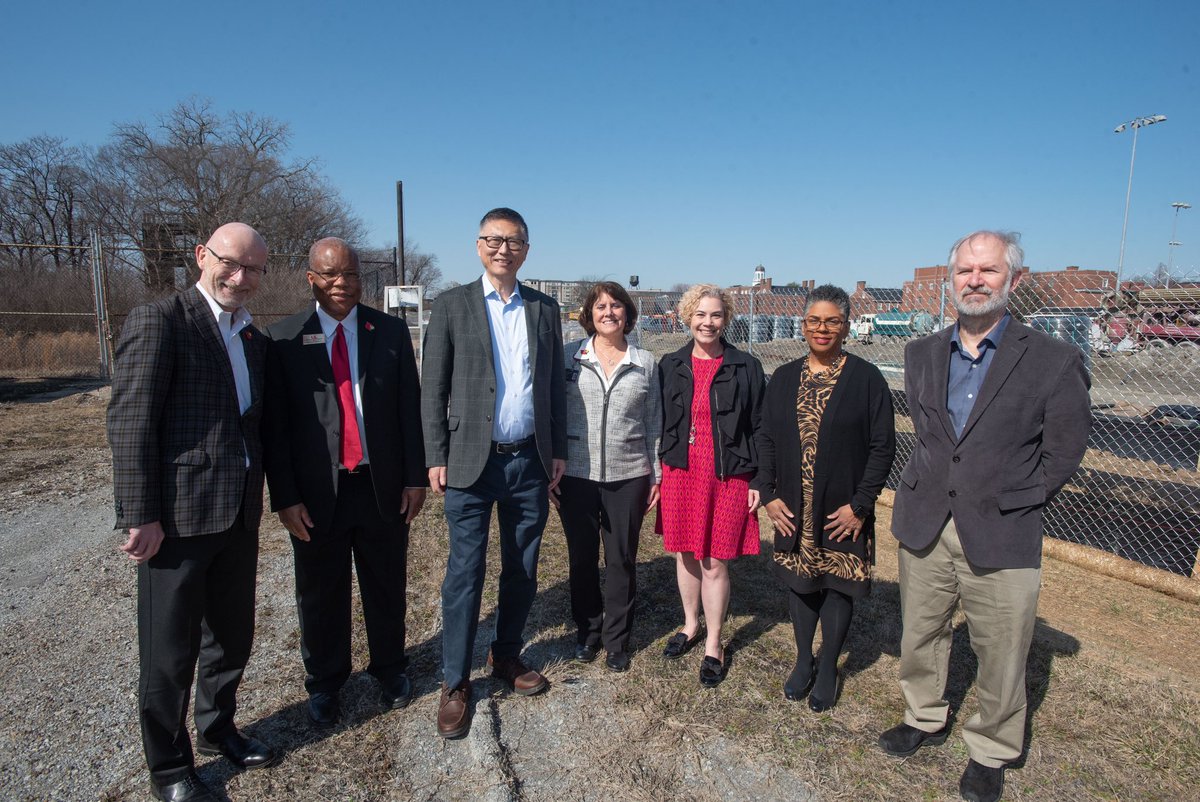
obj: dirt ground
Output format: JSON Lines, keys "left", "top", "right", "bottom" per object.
{"left": 1, "top": 382, "right": 1198, "bottom": 801}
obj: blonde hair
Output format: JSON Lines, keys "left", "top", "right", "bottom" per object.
{"left": 678, "top": 283, "right": 735, "bottom": 330}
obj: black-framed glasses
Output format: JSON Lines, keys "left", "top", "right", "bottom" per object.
{"left": 204, "top": 245, "right": 268, "bottom": 277}
{"left": 477, "top": 236, "right": 528, "bottom": 251}
{"left": 310, "top": 270, "right": 361, "bottom": 284}
{"left": 804, "top": 317, "right": 845, "bottom": 331}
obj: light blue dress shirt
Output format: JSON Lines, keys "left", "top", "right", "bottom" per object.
{"left": 947, "top": 312, "right": 1011, "bottom": 438}
{"left": 481, "top": 275, "right": 534, "bottom": 442}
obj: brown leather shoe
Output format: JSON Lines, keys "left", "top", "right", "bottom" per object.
{"left": 437, "top": 681, "right": 471, "bottom": 738}
{"left": 488, "top": 652, "right": 548, "bottom": 696}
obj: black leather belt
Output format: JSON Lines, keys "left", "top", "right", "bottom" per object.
{"left": 339, "top": 464, "right": 370, "bottom": 475}
{"left": 493, "top": 436, "right": 535, "bottom": 455}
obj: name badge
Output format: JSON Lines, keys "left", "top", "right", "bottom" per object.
{"left": 303, "top": 333, "right": 326, "bottom": 346}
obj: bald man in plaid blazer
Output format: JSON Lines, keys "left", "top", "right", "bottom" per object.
{"left": 108, "top": 222, "right": 277, "bottom": 802}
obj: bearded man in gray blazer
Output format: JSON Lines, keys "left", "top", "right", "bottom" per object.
{"left": 877, "top": 231, "right": 1090, "bottom": 802}
{"left": 421, "top": 207, "right": 566, "bottom": 739}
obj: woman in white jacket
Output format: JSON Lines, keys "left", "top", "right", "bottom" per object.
{"left": 552, "top": 281, "right": 662, "bottom": 672}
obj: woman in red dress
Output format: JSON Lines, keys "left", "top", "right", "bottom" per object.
{"left": 657, "top": 284, "right": 765, "bottom": 687}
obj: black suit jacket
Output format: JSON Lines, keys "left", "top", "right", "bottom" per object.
{"left": 264, "top": 303, "right": 426, "bottom": 532}
{"left": 891, "top": 319, "right": 1091, "bottom": 569}
{"left": 108, "top": 286, "right": 267, "bottom": 537}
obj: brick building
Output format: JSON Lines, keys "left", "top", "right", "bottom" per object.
{"left": 726, "top": 275, "right": 813, "bottom": 316}
{"left": 896, "top": 265, "right": 1117, "bottom": 320}
{"left": 849, "top": 281, "right": 903, "bottom": 319}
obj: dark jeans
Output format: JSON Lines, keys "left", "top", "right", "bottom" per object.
{"left": 441, "top": 449, "right": 548, "bottom": 688}
{"left": 137, "top": 507, "right": 259, "bottom": 785}
{"left": 291, "top": 468, "right": 409, "bottom": 696}
{"left": 557, "top": 474, "right": 650, "bottom": 655}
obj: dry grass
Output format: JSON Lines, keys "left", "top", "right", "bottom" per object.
{"left": 0, "top": 331, "right": 101, "bottom": 376}
{"left": 3, "top": 386, "right": 1198, "bottom": 800}
{"left": 238, "top": 491, "right": 1200, "bottom": 801}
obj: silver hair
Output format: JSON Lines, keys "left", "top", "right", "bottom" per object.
{"left": 945, "top": 228, "right": 1022, "bottom": 276}
{"left": 947, "top": 230, "right": 1024, "bottom": 276}
{"left": 803, "top": 284, "right": 851, "bottom": 320}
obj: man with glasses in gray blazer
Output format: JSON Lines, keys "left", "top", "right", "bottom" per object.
{"left": 421, "top": 207, "right": 566, "bottom": 739}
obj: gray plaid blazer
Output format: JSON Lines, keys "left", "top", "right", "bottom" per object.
{"left": 421, "top": 279, "right": 566, "bottom": 488}
{"left": 108, "top": 286, "right": 267, "bottom": 537}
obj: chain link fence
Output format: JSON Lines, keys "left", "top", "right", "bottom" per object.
{"left": 3, "top": 239, "right": 1198, "bottom": 582}
{"left": 0, "top": 237, "right": 402, "bottom": 381}
{"left": 623, "top": 272, "right": 1200, "bottom": 582}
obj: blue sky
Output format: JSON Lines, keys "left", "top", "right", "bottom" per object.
{"left": 3, "top": 0, "right": 1197, "bottom": 290}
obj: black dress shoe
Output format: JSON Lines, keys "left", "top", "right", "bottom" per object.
{"left": 784, "top": 657, "right": 815, "bottom": 701}
{"left": 959, "top": 759, "right": 1005, "bottom": 802}
{"left": 307, "top": 692, "right": 340, "bottom": 728}
{"left": 575, "top": 643, "right": 600, "bottom": 663}
{"left": 808, "top": 670, "right": 840, "bottom": 712}
{"left": 662, "top": 628, "right": 704, "bottom": 660}
{"left": 877, "top": 722, "right": 950, "bottom": 757}
{"left": 380, "top": 673, "right": 413, "bottom": 709}
{"left": 605, "top": 651, "right": 631, "bottom": 672}
{"left": 196, "top": 730, "right": 278, "bottom": 770}
{"left": 699, "top": 655, "right": 726, "bottom": 688}
{"left": 150, "top": 773, "right": 217, "bottom": 802}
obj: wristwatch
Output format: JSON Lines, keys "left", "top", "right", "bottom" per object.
{"left": 851, "top": 502, "right": 868, "bottom": 520}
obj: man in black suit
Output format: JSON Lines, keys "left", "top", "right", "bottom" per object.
{"left": 265, "top": 237, "right": 427, "bottom": 728}
{"left": 108, "top": 222, "right": 278, "bottom": 802}
{"left": 421, "top": 208, "right": 566, "bottom": 738}
{"left": 877, "top": 231, "right": 1091, "bottom": 802}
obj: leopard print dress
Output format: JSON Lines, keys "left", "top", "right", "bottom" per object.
{"left": 772, "top": 354, "right": 872, "bottom": 594}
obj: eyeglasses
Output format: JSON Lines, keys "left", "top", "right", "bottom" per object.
{"left": 204, "top": 245, "right": 268, "bottom": 277}
{"left": 804, "top": 317, "right": 845, "bottom": 331}
{"left": 311, "top": 270, "right": 361, "bottom": 284}
{"left": 477, "top": 236, "right": 528, "bottom": 251}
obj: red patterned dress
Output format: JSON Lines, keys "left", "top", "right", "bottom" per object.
{"left": 657, "top": 354, "right": 760, "bottom": 560}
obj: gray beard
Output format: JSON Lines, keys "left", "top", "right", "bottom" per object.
{"left": 953, "top": 285, "right": 1010, "bottom": 319}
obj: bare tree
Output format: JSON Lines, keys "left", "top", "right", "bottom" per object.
{"left": 0, "top": 136, "right": 94, "bottom": 273}
{"left": 87, "top": 98, "right": 364, "bottom": 288}
{"left": 358, "top": 242, "right": 444, "bottom": 291}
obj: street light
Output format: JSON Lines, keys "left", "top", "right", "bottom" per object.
{"left": 1166, "top": 201, "right": 1191, "bottom": 287}
{"left": 1114, "top": 114, "right": 1167, "bottom": 292}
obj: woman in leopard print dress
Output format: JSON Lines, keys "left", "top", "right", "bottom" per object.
{"left": 754, "top": 285, "right": 895, "bottom": 711}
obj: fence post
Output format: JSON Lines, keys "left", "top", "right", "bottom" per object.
{"left": 748, "top": 288, "right": 755, "bottom": 356}
{"left": 90, "top": 230, "right": 112, "bottom": 380}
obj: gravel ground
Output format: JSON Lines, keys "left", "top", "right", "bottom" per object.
{"left": 3, "top": 384, "right": 1198, "bottom": 801}
{"left": 0, "top": 386, "right": 811, "bottom": 801}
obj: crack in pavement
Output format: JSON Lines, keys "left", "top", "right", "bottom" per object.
{"left": 485, "top": 695, "right": 526, "bottom": 801}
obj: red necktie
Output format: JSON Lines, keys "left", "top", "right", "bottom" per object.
{"left": 332, "top": 323, "right": 363, "bottom": 470}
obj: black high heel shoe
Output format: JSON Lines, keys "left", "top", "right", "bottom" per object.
{"left": 784, "top": 657, "right": 815, "bottom": 701}
{"left": 808, "top": 670, "right": 840, "bottom": 712}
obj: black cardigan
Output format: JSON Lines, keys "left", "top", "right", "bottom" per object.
{"left": 659, "top": 340, "right": 765, "bottom": 479}
{"left": 752, "top": 352, "right": 896, "bottom": 555}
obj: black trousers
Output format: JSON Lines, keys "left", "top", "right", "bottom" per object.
{"left": 290, "top": 468, "right": 409, "bottom": 695}
{"left": 137, "top": 506, "right": 259, "bottom": 785}
{"left": 557, "top": 474, "right": 650, "bottom": 654}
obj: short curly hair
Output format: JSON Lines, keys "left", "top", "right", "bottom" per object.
{"left": 677, "top": 283, "right": 735, "bottom": 329}
{"left": 579, "top": 281, "right": 638, "bottom": 336}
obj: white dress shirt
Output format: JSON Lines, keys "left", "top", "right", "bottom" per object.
{"left": 195, "top": 282, "right": 253, "bottom": 467}
{"left": 314, "top": 303, "right": 371, "bottom": 466}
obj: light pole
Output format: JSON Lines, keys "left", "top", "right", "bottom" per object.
{"left": 1114, "top": 114, "right": 1167, "bottom": 292}
{"left": 1166, "top": 201, "right": 1191, "bottom": 288}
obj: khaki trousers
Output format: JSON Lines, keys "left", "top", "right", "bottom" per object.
{"left": 898, "top": 517, "right": 1040, "bottom": 767}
